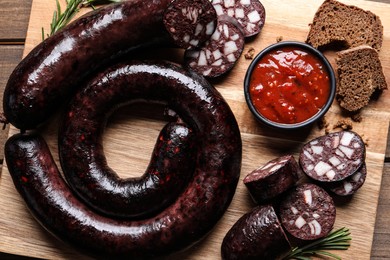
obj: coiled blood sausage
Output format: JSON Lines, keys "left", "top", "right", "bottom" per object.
{"left": 59, "top": 119, "right": 198, "bottom": 219}
{"left": 5, "top": 61, "right": 242, "bottom": 258}
{"left": 58, "top": 60, "right": 242, "bottom": 218}
{"left": 3, "top": 0, "right": 241, "bottom": 257}
{"left": 3, "top": 0, "right": 170, "bottom": 130}
{"left": 2, "top": 0, "right": 217, "bottom": 130}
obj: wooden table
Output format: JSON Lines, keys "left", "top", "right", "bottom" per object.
{"left": 0, "top": 0, "right": 389, "bottom": 259}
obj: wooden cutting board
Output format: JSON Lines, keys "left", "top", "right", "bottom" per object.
{"left": 0, "top": 0, "right": 389, "bottom": 259}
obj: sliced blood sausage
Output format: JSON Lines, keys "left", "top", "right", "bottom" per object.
{"left": 299, "top": 131, "right": 365, "bottom": 182}
{"left": 221, "top": 205, "right": 290, "bottom": 260}
{"left": 163, "top": 0, "right": 217, "bottom": 49}
{"left": 184, "top": 15, "right": 245, "bottom": 77}
{"left": 279, "top": 183, "right": 336, "bottom": 241}
{"left": 212, "top": 0, "right": 266, "bottom": 38}
{"left": 324, "top": 163, "right": 367, "bottom": 196}
{"left": 243, "top": 155, "right": 300, "bottom": 203}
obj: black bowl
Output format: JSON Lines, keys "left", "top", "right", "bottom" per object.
{"left": 244, "top": 41, "right": 336, "bottom": 130}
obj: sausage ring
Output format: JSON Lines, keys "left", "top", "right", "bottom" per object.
{"left": 5, "top": 61, "right": 242, "bottom": 258}
{"left": 58, "top": 60, "right": 243, "bottom": 219}
{"left": 3, "top": 0, "right": 218, "bottom": 131}
{"left": 59, "top": 119, "right": 198, "bottom": 219}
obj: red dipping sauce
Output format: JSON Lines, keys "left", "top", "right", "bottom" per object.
{"left": 248, "top": 46, "right": 331, "bottom": 124}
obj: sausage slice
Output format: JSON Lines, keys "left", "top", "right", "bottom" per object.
{"left": 324, "top": 163, "right": 367, "bottom": 196}
{"left": 184, "top": 15, "right": 245, "bottom": 77}
{"left": 221, "top": 205, "right": 290, "bottom": 260}
{"left": 212, "top": 0, "right": 266, "bottom": 37}
{"left": 279, "top": 183, "right": 336, "bottom": 241}
{"left": 299, "top": 131, "right": 365, "bottom": 182}
{"left": 243, "top": 155, "right": 300, "bottom": 203}
{"left": 164, "top": 0, "right": 217, "bottom": 49}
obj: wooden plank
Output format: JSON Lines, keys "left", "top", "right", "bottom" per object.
{"left": 0, "top": 1, "right": 34, "bottom": 258}
{"left": 0, "top": 0, "right": 33, "bottom": 42}
{"left": 372, "top": 120, "right": 390, "bottom": 258}
{"left": 385, "top": 124, "right": 390, "bottom": 159}
{"left": 371, "top": 0, "right": 390, "bottom": 3}
{"left": 371, "top": 163, "right": 390, "bottom": 259}
{"left": 0, "top": 45, "right": 24, "bottom": 161}
{"left": 0, "top": 0, "right": 390, "bottom": 259}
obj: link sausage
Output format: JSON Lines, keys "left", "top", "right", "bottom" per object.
{"left": 3, "top": 0, "right": 172, "bottom": 130}
{"left": 58, "top": 60, "right": 218, "bottom": 218}
{"left": 60, "top": 120, "right": 197, "bottom": 218}
{"left": 6, "top": 61, "right": 242, "bottom": 258}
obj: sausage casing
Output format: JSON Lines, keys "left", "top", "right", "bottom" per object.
{"left": 6, "top": 61, "right": 242, "bottom": 258}
{"left": 3, "top": 0, "right": 172, "bottom": 130}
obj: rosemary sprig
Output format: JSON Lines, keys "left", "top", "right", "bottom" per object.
{"left": 42, "top": 0, "right": 121, "bottom": 40}
{"left": 282, "top": 227, "right": 352, "bottom": 260}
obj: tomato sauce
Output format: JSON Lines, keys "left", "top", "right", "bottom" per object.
{"left": 249, "top": 46, "right": 331, "bottom": 124}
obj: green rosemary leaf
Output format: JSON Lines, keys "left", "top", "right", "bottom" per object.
{"left": 315, "top": 250, "right": 342, "bottom": 260}
{"left": 51, "top": 10, "right": 57, "bottom": 31}
{"left": 292, "top": 256, "right": 311, "bottom": 260}
{"left": 282, "top": 227, "right": 351, "bottom": 260}
{"left": 42, "top": 0, "right": 120, "bottom": 39}
{"left": 56, "top": 0, "right": 62, "bottom": 18}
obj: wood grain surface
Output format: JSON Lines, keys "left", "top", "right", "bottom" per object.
{"left": 0, "top": 0, "right": 32, "bottom": 43}
{"left": 0, "top": 0, "right": 390, "bottom": 259}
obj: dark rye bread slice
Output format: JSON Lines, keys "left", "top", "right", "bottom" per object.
{"left": 336, "top": 45, "right": 387, "bottom": 112}
{"left": 306, "top": 0, "right": 383, "bottom": 52}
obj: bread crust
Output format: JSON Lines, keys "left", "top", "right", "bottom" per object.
{"left": 336, "top": 45, "right": 387, "bottom": 111}
{"left": 306, "top": 0, "right": 383, "bottom": 52}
